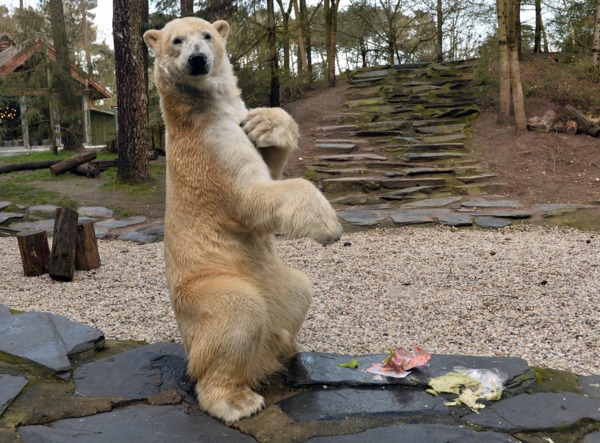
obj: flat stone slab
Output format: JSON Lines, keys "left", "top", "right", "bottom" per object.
{"left": 438, "top": 213, "right": 473, "bottom": 226}
{"left": 352, "top": 69, "right": 389, "bottom": 78}
{"left": 584, "top": 432, "right": 600, "bottom": 443}
{"left": 459, "top": 173, "right": 499, "bottom": 184}
{"left": 0, "top": 201, "right": 11, "bottom": 211}
{"left": 0, "top": 304, "right": 10, "bottom": 316}
{"left": 279, "top": 388, "right": 448, "bottom": 422}
{"left": 399, "top": 197, "right": 462, "bottom": 208}
{"left": 580, "top": 375, "right": 600, "bottom": 398}
{"left": 405, "top": 167, "right": 454, "bottom": 175}
{"left": 117, "top": 230, "right": 158, "bottom": 244}
{"left": 18, "top": 404, "right": 254, "bottom": 442}
{"left": 307, "top": 424, "right": 519, "bottom": 442}
{"left": 0, "top": 374, "right": 28, "bottom": 416}
{"left": 379, "top": 186, "right": 438, "bottom": 199}
{"left": 396, "top": 134, "right": 467, "bottom": 144}
{"left": 331, "top": 195, "right": 369, "bottom": 205}
{"left": 461, "top": 210, "right": 532, "bottom": 219}
{"left": 315, "top": 143, "right": 356, "bottom": 151}
{"left": 317, "top": 154, "right": 388, "bottom": 162}
{"left": 77, "top": 207, "right": 114, "bottom": 218}
{"left": 96, "top": 216, "right": 147, "bottom": 229}
{"left": 415, "top": 123, "right": 466, "bottom": 135}
{"left": 0, "top": 312, "right": 104, "bottom": 378}
{"left": 403, "top": 152, "right": 467, "bottom": 161}
{"left": 315, "top": 125, "right": 360, "bottom": 133}
{"left": 74, "top": 342, "right": 192, "bottom": 402}
{"left": 288, "top": 352, "right": 531, "bottom": 389}
{"left": 474, "top": 216, "right": 513, "bottom": 228}
{"left": 8, "top": 219, "right": 55, "bottom": 233}
{"left": 337, "top": 210, "right": 387, "bottom": 227}
{"left": 0, "top": 212, "right": 24, "bottom": 224}
{"left": 463, "top": 392, "right": 600, "bottom": 432}
{"left": 28, "top": 205, "right": 58, "bottom": 220}
{"left": 462, "top": 199, "right": 523, "bottom": 209}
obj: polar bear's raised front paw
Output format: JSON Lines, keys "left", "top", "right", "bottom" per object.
{"left": 311, "top": 209, "right": 343, "bottom": 246}
{"left": 242, "top": 108, "right": 298, "bottom": 149}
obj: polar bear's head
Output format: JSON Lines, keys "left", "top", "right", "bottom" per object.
{"left": 144, "top": 17, "right": 230, "bottom": 88}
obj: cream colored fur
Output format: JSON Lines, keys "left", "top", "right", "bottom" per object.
{"left": 144, "top": 17, "right": 342, "bottom": 424}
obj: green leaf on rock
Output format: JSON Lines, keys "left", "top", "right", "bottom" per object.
{"left": 338, "top": 359, "right": 359, "bottom": 369}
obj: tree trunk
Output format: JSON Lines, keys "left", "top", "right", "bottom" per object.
{"left": 293, "top": 0, "right": 309, "bottom": 81}
{"left": 267, "top": 0, "right": 280, "bottom": 106}
{"left": 593, "top": 0, "right": 600, "bottom": 65}
{"left": 300, "top": 0, "right": 313, "bottom": 81}
{"left": 181, "top": 0, "right": 194, "bottom": 16}
{"left": 497, "top": 0, "right": 511, "bottom": 125}
{"left": 113, "top": 0, "right": 149, "bottom": 184}
{"left": 507, "top": 0, "right": 527, "bottom": 134}
{"left": 48, "top": 0, "right": 83, "bottom": 151}
{"left": 17, "top": 230, "right": 50, "bottom": 277}
{"left": 534, "top": 0, "right": 542, "bottom": 53}
{"left": 515, "top": 0, "right": 522, "bottom": 60}
{"left": 0, "top": 160, "right": 61, "bottom": 174}
{"left": 324, "top": 0, "right": 340, "bottom": 87}
{"left": 276, "top": 0, "right": 293, "bottom": 79}
{"left": 436, "top": 0, "right": 443, "bottom": 62}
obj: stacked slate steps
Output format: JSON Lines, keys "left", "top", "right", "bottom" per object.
{"left": 306, "top": 60, "right": 506, "bottom": 217}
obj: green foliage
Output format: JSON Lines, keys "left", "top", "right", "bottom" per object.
{"left": 0, "top": 181, "right": 77, "bottom": 208}
{"left": 101, "top": 163, "right": 165, "bottom": 196}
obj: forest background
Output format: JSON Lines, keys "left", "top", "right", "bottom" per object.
{"left": 1, "top": 0, "right": 600, "bottom": 184}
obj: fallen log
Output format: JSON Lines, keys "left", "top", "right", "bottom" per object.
{"left": 566, "top": 120, "right": 578, "bottom": 135}
{"left": 49, "top": 207, "right": 79, "bottom": 282}
{"left": 73, "top": 163, "right": 101, "bottom": 178}
{"left": 49, "top": 151, "right": 97, "bottom": 176}
{"left": 563, "top": 105, "right": 600, "bottom": 137}
{"left": 89, "top": 159, "right": 117, "bottom": 171}
{"left": 17, "top": 230, "right": 50, "bottom": 277}
{"left": 0, "top": 160, "right": 61, "bottom": 174}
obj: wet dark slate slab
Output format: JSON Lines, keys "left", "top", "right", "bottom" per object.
{"left": 579, "top": 375, "right": 600, "bottom": 398}
{"left": 8, "top": 219, "right": 55, "bottom": 233}
{"left": 400, "top": 197, "right": 462, "bottom": 208}
{"left": 28, "top": 205, "right": 58, "bottom": 220}
{"left": 462, "top": 199, "right": 523, "bottom": 209}
{"left": 438, "top": 213, "right": 473, "bottom": 227}
{"left": 337, "top": 210, "right": 387, "bottom": 227}
{"left": 379, "top": 186, "right": 438, "bottom": 199}
{"left": 0, "top": 201, "right": 11, "bottom": 211}
{"left": 460, "top": 210, "right": 532, "bottom": 219}
{"left": 77, "top": 207, "right": 114, "bottom": 218}
{"left": 463, "top": 392, "right": 600, "bottom": 431}
{"left": 96, "top": 216, "right": 147, "bottom": 229}
{"left": 307, "top": 423, "right": 519, "bottom": 442}
{"left": 353, "top": 69, "right": 389, "bottom": 79}
{"left": 279, "top": 388, "right": 448, "bottom": 422}
{"left": 0, "top": 312, "right": 103, "bottom": 378}
{"left": 584, "top": 432, "right": 600, "bottom": 443}
{"left": 0, "top": 212, "right": 24, "bottom": 224}
{"left": 0, "top": 304, "right": 10, "bottom": 316}
{"left": 287, "top": 352, "right": 531, "bottom": 389}
{"left": 74, "top": 342, "right": 194, "bottom": 402}
{"left": 0, "top": 374, "right": 28, "bottom": 416}
{"left": 474, "top": 217, "right": 513, "bottom": 228}
{"left": 17, "top": 404, "right": 255, "bottom": 442}
{"left": 117, "top": 230, "right": 158, "bottom": 244}
{"left": 389, "top": 213, "right": 434, "bottom": 226}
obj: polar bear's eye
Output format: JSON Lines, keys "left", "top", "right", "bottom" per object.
{"left": 173, "top": 37, "right": 183, "bottom": 45}
{"left": 203, "top": 33, "right": 212, "bottom": 41}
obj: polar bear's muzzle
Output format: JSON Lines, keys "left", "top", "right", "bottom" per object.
{"left": 187, "top": 53, "right": 210, "bottom": 76}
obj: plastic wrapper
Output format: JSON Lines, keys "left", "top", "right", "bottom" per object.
{"left": 367, "top": 346, "right": 430, "bottom": 379}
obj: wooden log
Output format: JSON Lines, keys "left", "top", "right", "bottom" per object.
{"left": 73, "top": 163, "right": 101, "bottom": 178}
{"left": 49, "top": 207, "right": 79, "bottom": 282}
{"left": 566, "top": 120, "right": 578, "bottom": 135}
{"left": 527, "top": 110, "right": 558, "bottom": 132}
{"left": 49, "top": 151, "right": 97, "bottom": 176}
{"left": 563, "top": 105, "right": 600, "bottom": 137}
{"left": 89, "top": 159, "right": 117, "bottom": 171}
{"left": 0, "top": 160, "right": 61, "bottom": 174}
{"left": 75, "top": 221, "right": 101, "bottom": 271}
{"left": 17, "top": 230, "right": 50, "bottom": 277}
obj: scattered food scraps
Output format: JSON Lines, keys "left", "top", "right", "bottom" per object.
{"left": 427, "top": 367, "right": 507, "bottom": 412}
{"left": 338, "top": 359, "right": 359, "bottom": 369}
{"left": 367, "top": 346, "right": 431, "bottom": 379}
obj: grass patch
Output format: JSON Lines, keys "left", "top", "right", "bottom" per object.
{"left": 100, "top": 163, "right": 166, "bottom": 196}
{"left": 0, "top": 181, "right": 77, "bottom": 208}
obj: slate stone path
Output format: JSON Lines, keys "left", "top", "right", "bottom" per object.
{"left": 2, "top": 305, "right": 600, "bottom": 442}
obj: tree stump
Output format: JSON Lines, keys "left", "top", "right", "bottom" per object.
{"left": 17, "top": 230, "right": 50, "bottom": 277}
{"left": 563, "top": 105, "right": 600, "bottom": 137}
{"left": 49, "top": 208, "right": 79, "bottom": 282}
{"left": 75, "top": 221, "right": 101, "bottom": 271}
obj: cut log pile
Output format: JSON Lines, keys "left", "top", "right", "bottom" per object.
{"left": 528, "top": 106, "right": 600, "bottom": 137}
{"left": 17, "top": 207, "right": 101, "bottom": 281}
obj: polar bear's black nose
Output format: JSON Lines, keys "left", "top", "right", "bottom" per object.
{"left": 188, "top": 53, "right": 209, "bottom": 76}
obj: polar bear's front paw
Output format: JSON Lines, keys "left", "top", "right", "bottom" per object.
{"left": 200, "top": 386, "right": 265, "bottom": 425}
{"left": 311, "top": 210, "right": 343, "bottom": 246}
{"left": 242, "top": 108, "right": 298, "bottom": 149}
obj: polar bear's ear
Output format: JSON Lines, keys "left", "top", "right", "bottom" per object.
{"left": 143, "top": 30, "right": 161, "bottom": 50}
{"left": 213, "top": 20, "right": 229, "bottom": 40}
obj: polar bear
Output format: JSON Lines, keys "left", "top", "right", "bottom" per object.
{"left": 143, "top": 17, "right": 342, "bottom": 424}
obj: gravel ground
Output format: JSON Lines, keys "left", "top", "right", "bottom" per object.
{"left": 1, "top": 225, "right": 599, "bottom": 375}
